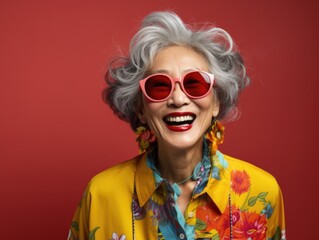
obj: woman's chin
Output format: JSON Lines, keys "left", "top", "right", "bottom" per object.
{"left": 160, "top": 134, "right": 203, "bottom": 150}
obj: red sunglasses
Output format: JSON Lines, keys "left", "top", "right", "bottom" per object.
{"left": 139, "top": 70, "right": 214, "bottom": 102}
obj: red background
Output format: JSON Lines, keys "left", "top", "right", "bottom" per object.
{"left": 1, "top": 1, "right": 318, "bottom": 239}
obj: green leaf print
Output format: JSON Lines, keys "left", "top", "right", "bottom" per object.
{"left": 271, "top": 226, "right": 282, "bottom": 240}
{"left": 211, "top": 233, "right": 220, "bottom": 240}
{"left": 248, "top": 196, "right": 258, "bottom": 207}
{"left": 258, "top": 192, "right": 268, "bottom": 199}
{"left": 89, "top": 227, "right": 100, "bottom": 240}
{"left": 195, "top": 219, "right": 207, "bottom": 230}
{"left": 248, "top": 192, "right": 269, "bottom": 207}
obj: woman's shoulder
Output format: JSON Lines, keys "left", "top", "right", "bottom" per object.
{"left": 95, "top": 155, "right": 141, "bottom": 178}
{"left": 222, "top": 153, "right": 281, "bottom": 193}
{"left": 86, "top": 154, "right": 144, "bottom": 193}
{"left": 224, "top": 154, "right": 276, "bottom": 178}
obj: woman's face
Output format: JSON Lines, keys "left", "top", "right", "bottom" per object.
{"left": 139, "top": 45, "right": 219, "bottom": 150}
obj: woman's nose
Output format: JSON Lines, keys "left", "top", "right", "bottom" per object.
{"left": 167, "top": 83, "right": 191, "bottom": 107}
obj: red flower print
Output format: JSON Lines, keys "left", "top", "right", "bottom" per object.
{"left": 196, "top": 198, "right": 220, "bottom": 231}
{"left": 233, "top": 211, "right": 267, "bottom": 240}
{"left": 214, "top": 205, "right": 241, "bottom": 239}
{"left": 231, "top": 170, "right": 251, "bottom": 195}
{"left": 196, "top": 200, "right": 243, "bottom": 240}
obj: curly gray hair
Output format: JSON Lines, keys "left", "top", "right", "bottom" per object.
{"left": 103, "top": 11, "right": 250, "bottom": 130}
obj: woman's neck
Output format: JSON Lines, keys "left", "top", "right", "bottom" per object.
{"left": 156, "top": 140, "right": 203, "bottom": 184}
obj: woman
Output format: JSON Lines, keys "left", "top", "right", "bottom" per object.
{"left": 68, "top": 11, "right": 286, "bottom": 240}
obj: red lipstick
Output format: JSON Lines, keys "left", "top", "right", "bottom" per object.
{"left": 163, "top": 112, "right": 196, "bottom": 132}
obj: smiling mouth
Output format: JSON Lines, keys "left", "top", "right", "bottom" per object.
{"left": 163, "top": 115, "right": 196, "bottom": 126}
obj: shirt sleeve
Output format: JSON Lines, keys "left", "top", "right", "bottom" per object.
{"left": 268, "top": 184, "right": 286, "bottom": 240}
{"left": 67, "top": 185, "right": 92, "bottom": 240}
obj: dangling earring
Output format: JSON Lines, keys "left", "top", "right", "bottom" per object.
{"left": 135, "top": 126, "right": 156, "bottom": 154}
{"left": 205, "top": 117, "right": 225, "bottom": 155}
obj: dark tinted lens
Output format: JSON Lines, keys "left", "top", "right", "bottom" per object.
{"left": 183, "top": 72, "right": 211, "bottom": 97}
{"left": 145, "top": 75, "right": 172, "bottom": 100}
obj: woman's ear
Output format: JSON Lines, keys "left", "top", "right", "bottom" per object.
{"left": 138, "top": 110, "right": 147, "bottom": 124}
{"left": 212, "top": 108, "right": 219, "bottom": 118}
{"left": 212, "top": 96, "right": 220, "bottom": 117}
{"left": 137, "top": 99, "right": 147, "bottom": 124}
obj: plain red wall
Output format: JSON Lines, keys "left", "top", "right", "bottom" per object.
{"left": 1, "top": 0, "right": 318, "bottom": 239}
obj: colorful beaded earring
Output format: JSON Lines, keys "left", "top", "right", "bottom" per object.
{"left": 135, "top": 126, "right": 156, "bottom": 153}
{"left": 205, "top": 118, "right": 225, "bottom": 155}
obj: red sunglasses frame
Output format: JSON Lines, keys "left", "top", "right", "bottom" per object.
{"left": 139, "top": 70, "right": 214, "bottom": 102}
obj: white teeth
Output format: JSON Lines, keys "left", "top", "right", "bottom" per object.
{"left": 166, "top": 115, "right": 194, "bottom": 122}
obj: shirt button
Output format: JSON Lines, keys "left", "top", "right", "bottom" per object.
{"left": 188, "top": 211, "right": 194, "bottom": 218}
{"left": 179, "top": 233, "right": 185, "bottom": 239}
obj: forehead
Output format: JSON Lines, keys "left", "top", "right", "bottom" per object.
{"left": 150, "top": 45, "right": 209, "bottom": 74}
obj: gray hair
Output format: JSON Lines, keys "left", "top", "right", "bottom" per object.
{"left": 103, "top": 11, "right": 250, "bottom": 130}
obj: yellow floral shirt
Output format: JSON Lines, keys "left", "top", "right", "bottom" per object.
{"left": 68, "top": 151, "right": 286, "bottom": 240}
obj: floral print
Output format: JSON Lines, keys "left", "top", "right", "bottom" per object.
{"left": 143, "top": 148, "right": 285, "bottom": 239}
{"left": 232, "top": 210, "right": 267, "bottom": 240}
{"left": 147, "top": 183, "right": 175, "bottom": 225}
{"left": 132, "top": 191, "right": 146, "bottom": 220}
{"left": 262, "top": 202, "right": 274, "bottom": 219}
{"left": 68, "top": 146, "right": 285, "bottom": 240}
{"left": 111, "top": 233, "right": 126, "bottom": 240}
{"left": 230, "top": 170, "right": 251, "bottom": 195}
{"left": 196, "top": 197, "right": 220, "bottom": 232}
{"left": 211, "top": 151, "right": 228, "bottom": 180}
{"left": 196, "top": 203, "right": 236, "bottom": 239}
{"left": 67, "top": 224, "right": 100, "bottom": 240}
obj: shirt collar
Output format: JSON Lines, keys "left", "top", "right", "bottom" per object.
{"left": 206, "top": 179, "right": 229, "bottom": 213}
{"left": 135, "top": 153, "right": 157, "bottom": 207}
{"left": 203, "top": 151, "right": 230, "bottom": 213}
{"left": 135, "top": 145, "right": 230, "bottom": 213}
